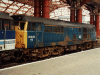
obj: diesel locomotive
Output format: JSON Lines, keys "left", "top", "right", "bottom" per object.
{"left": 0, "top": 12, "right": 97, "bottom": 62}
{"left": 11, "top": 15, "right": 96, "bottom": 61}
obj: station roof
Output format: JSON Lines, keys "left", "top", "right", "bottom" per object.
{"left": 0, "top": 0, "right": 100, "bottom": 16}
{"left": 0, "top": 0, "right": 68, "bottom": 16}
{"left": 66, "top": 0, "right": 100, "bottom": 13}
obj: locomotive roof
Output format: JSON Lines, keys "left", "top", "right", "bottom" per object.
{"left": 12, "top": 15, "right": 95, "bottom": 28}
{"left": 0, "top": 12, "right": 13, "bottom": 20}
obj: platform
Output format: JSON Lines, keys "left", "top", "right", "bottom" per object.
{"left": 0, "top": 48, "right": 100, "bottom": 75}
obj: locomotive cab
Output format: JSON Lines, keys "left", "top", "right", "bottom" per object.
{"left": 15, "top": 20, "right": 43, "bottom": 49}
{"left": 15, "top": 21, "right": 28, "bottom": 48}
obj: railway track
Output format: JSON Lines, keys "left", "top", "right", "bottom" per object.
{"left": 0, "top": 44, "right": 100, "bottom": 69}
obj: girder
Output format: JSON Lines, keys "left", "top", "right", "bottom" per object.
{"left": 81, "top": 0, "right": 91, "bottom": 6}
{"left": 4, "top": 2, "right": 14, "bottom": 12}
{"left": 13, "top": 4, "right": 25, "bottom": 14}
{"left": 24, "top": 6, "right": 33, "bottom": 15}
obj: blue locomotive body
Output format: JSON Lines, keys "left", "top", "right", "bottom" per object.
{"left": 12, "top": 15, "right": 96, "bottom": 50}
{"left": 27, "top": 23, "right": 96, "bottom": 49}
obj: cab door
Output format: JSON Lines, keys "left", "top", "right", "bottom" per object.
{"left": 36, "top": 23, "right": 43, "bottom": 47}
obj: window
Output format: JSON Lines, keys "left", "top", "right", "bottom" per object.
{"left": 88, "top": 29, "right": 91, "bottom": 32}
{"left": 32, "top": 23, "right": 36, "bottom": 31}
{"left": 0, "top": 19, "right": 2, "bottom": 30}
{"left": 27, "top": 22, "right": 31, "bottom": 30}
{"left": 3, "top": 19, "right": 9, "bottom": 30}
{"left": 20, "top": 22, "right": 25, "bottom": 30}
{"left": 79, "top": 28, "right": 81, "bottom": 33}
{"left": 61, "top": 27, "right": 64, "bottom": 32}
{"left": 14, "top": 21, "right": 19, "bottom": 26}
{"left": 10, "top": 20, "right": 15, "bottom": 30}
{"left": 53, "top": 27, "right": 60, "bottom": 32}
{"left": 44, "top": 26, "right": 52, "bottom": 32}
{"left": 87, "top": 29, "right": 89, "bottom": 32}
{"left": 37, "top": 23, "right": 41, "bottom": 31}
{"left": 88, "top": 34, "right": 91, "bottom": 39}
{"left": 83, "top": 34, "right": 87, "bottom": 39}
{"left": 83, "top": 28, "right": 87, "bottom": 33}
{"left": 90, "top": 29, "right": 93, "bottom": 32}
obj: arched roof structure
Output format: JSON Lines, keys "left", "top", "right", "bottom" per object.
{"left": 0, "top": 0, "right": 68, "bottom": 16}
{"left": 0, "top": 0, "right": 100, "bottom": 20}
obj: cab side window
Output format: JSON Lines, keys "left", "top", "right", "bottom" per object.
{"left": 27, "top": 22, "right": 31, "bottom": 30}
{"left": 37, "top": 23, "right": 41, "bottom": 31}
{"left": 2, "top": 19, "right": 9, "bottom": 30}
{"left": 32, "top": 23, "right": 36, "bottom": 31}
{"left": 20, "top": 22, "right": 25, "bottom": 30}
{"left": 61, "top": 27, "right": 64, "bottom": 32}
{"left": 44, "top": 26, "right": 52, "bottom": 32}
{"left": 53, "top": 27, "right": 60, "bottom": 32}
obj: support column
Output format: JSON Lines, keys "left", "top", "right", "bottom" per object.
{"left": 70, "top": 7, "right": 75, "bottom": 22}
{"left": 95, "top": 14, "right": 100, "bottom": 36}
{"left": 34, "top": 0, "right": 41, "bottom": 17}
{"left": 42, "top": 0, "right": 50, "bottom": 18}
{"left": 76, "top": 7, "right": 82, "bottom": 23}
{"left": 90, "top": 13, "right": 94, "bottom": 25}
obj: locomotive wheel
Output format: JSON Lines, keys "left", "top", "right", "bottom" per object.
{"left": 47, "top": 51, "right": 51, "bottom": 57}
{"left": 86, "top": 43, "right": 92, "bottom": 50}
{"left": 52, "top": 46, "right": 64, "bottom": 55}
{"left": 31, "top": 53, "right": 38, "bottom": 60}
{"left": 81, "top": 44, "right": 85, "bottom": 51}
{"left": 58, "top": 47, "right": 64, "bottom": 55}
{"left": 22, "top": 54, "right": 28, "bottom": 61}
{"left": 14, "top": 51, "right": 23, "bottom": 61}
{"left": 31, "top": 55, "right": 38, "bottom": 60}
